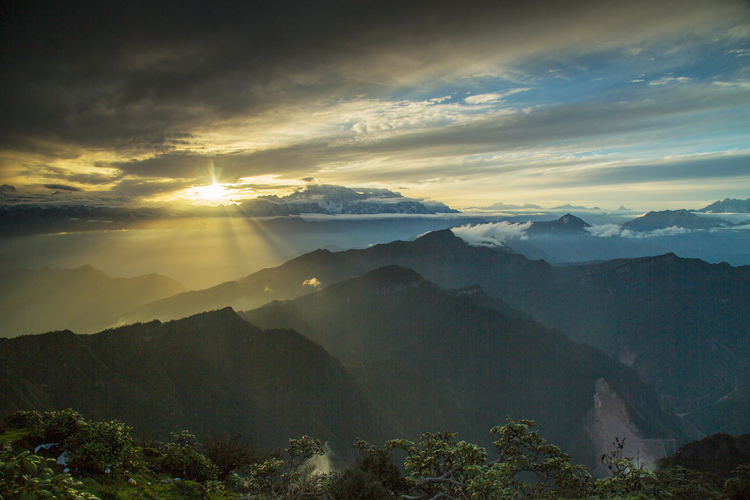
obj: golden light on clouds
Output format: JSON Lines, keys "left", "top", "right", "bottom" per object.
{"left": 1, "top": 0, "right": 748, "bottom": 209}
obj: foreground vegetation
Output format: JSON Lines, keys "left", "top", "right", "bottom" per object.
{"left": 1, "top": 410, "right": 749, "bottom": 499}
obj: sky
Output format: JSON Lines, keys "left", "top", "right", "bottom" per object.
{"left": 2, "top": 0, "right": 750, "bottom": 211}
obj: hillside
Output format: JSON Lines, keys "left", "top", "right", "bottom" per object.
{"left": 0, "top": 308, "right": 383, "bottom": 459}
{"left": 242, "top": 266, "right": 695, "bottom": 470}
{"left": 504, "top": 252, "right": 750, "bottom": 428}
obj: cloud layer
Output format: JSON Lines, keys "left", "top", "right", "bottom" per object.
{"left": 451, "top": 221, "right": 532, "bottom": 247}
{"left": 2, "top": 0, "right": 749, "bottom": 208}
{"left": 586, "top": 224, "right": 693, "bottom": 238}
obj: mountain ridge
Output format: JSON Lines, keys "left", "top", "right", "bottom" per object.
{"left": 21, "top": 229, "right": 749, "bottom": 439}
{"left": 0, "top": 307, "right": 385, "bottom": 461}
{"left": 621, "top": 209, "right": 730, "bottom": 231}
{"left": 697, "top": 197, "right": 750, "bottom": 214}
{"left": 241, "top": 267, "right": 694, "bottom": 470}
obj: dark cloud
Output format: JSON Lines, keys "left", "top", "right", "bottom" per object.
{"left": 24, "top": 163, "right": 125, "bottom": 186}
{"left": 2, "top": 0, "right": 744, "bottom": 157}
{"left": 111, "top": 154, "right": 212, "bottom": 179}
{"left": 110, "top": 146, "right": 327, "bottom": 181}
{"left": 65, "top": 171, "right": 126, "bottom": 186}
{"left": 43, "top": 183, "right": 83, "bottom": 191}
{"left": 108, "top": 178, "right": 195, "bottom": 198}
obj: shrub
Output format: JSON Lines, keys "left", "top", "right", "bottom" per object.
{"left": 161, "top": 431, "right": 219, "bottom": 482}
{"left": 226, "top": 435, "right": 325, "bottom": 498}
{"left": 65, "top": 420, "right": 136, "bottom": 475}
{"left": 723, "top": 464, "right": 750, "bottom": 500}
{"left": 3, "top": 409, "right": 87, "bottom": 446}
{"left": 228, "top": 456, "right": 284, "bottom": 494}
{"left": 3, "top": 410, "right": 44, "bottom": 433}
{"left": 173, "top": 479, "right": 204, "bottom": 498}
{"left": 202, "top": 433, "right": 260, "bottom": 480}
{"left": 385, "top": 420, "right": 595, "bottom": 500}
{"left": 44, "top": 409, "right": 88, "bottom": 444}
{"left": 489, "top": 418, "right": 592, "bottom": 498}
{"left": 650, "top": 466, "right": 721, "bottom": 500}
{"left": 595, "top": 437, "right": 655, "bottom": 497}
{"left": 327, "top": 439, "right": 409, "bottom": 500}
{"left": 325, "top": 438, "right": 407, "bottom": 499}
{"left": 0, "top": 450, "right": 100, "bottom": 499}
{"left": 387, "top": 430, "right": 488, "bottom": 500}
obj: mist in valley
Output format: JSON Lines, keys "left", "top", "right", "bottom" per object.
{"left": 0, "top": 215, "right": 477, "bottom": 290}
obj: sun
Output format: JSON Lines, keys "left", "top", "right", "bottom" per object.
{"left": 180, "top": 182, "right": 234, "bottom": 205}
{"left": 195, "top": 183, "right": 225, "bottom": 200}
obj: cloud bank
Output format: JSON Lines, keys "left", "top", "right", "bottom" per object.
{"left": 451, "top": 221, "right": 532, "bottom": 247}
{"left": 586, "top": 224, "right": 694, "bottom": 238}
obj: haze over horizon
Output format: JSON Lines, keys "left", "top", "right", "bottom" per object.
{"left": 2, "top": 0, "right": 750, "bottom": 211}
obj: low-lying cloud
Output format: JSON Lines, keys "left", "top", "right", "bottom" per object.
{"left": 586, "top": 224, "right": 693, "bottom": 238}
{"left": 302, "top": 277, "right": 322, "bottom": 288}
{"left": 451, "top": 221, "right": 532, "bottom": 247}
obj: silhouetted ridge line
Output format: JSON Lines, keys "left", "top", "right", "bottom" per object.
{"left": 0, "top": 307, "right": 383, "bottom": 463}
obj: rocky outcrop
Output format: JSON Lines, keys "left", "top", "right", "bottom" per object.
{"left": 587, "top": 378, "right": 678, "bottom": 477}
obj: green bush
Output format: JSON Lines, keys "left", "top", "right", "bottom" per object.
{"left": 3, "top": 409, "right": 87, "bottom": 446}
{"left": 0, "top": 450, "right": 100, "bottom": 500}
{"left": 3, "top": 410, "right": 44, "bottom": 433}
{"left": 161, "top": 431, "right": 219, "bottom": 482}
{"left": 65, "top": 420, "right": 136, "bottom": 475}
{"left": 226, "top": 436, "right": 324, "bottom": 498}
{"left": 44, "top": 409, "right": 88, "bottom": 444}
{"left": 385, "top": 420, "right": 595, "bottom": 500}
{"left": 387, "top": 430, "right": 488, "bottom": 500}
{"left": 173, "top": 479, "right": 204, "bottom": 498}
{"left": 722, "top": 464, "right": 750, "bottom": 500}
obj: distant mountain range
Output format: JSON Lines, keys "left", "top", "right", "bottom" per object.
{"left": 2, "top": 211, "right": 745, "bottom": 338}
{"left": 3, "top": 191, "right": 748, "bottom": 240}
{"left": 0, "top": 185, "right": 458, "bottom": 235}
{"left": 0, "top": 204, "right": 176, "bottom": 236}
{"left": 506, "top": 212, "right": 750, "bottom": 266}
{"left": 550, "top": 203, "right": 601, "bottom": 210}
{"left": 697, "top": 198, "right": 750, "bottom": 214}
{"left": 622, "top": 209, "right": 731, "bottom": 231}
{"left": 472, "top": 202, "right": 543, "bottom": 210}
{"left": 238, "top": 184, "right": 458, "bottom": 215}
{"left": 0, "top": 265, "right": 187, "bottom": 336}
